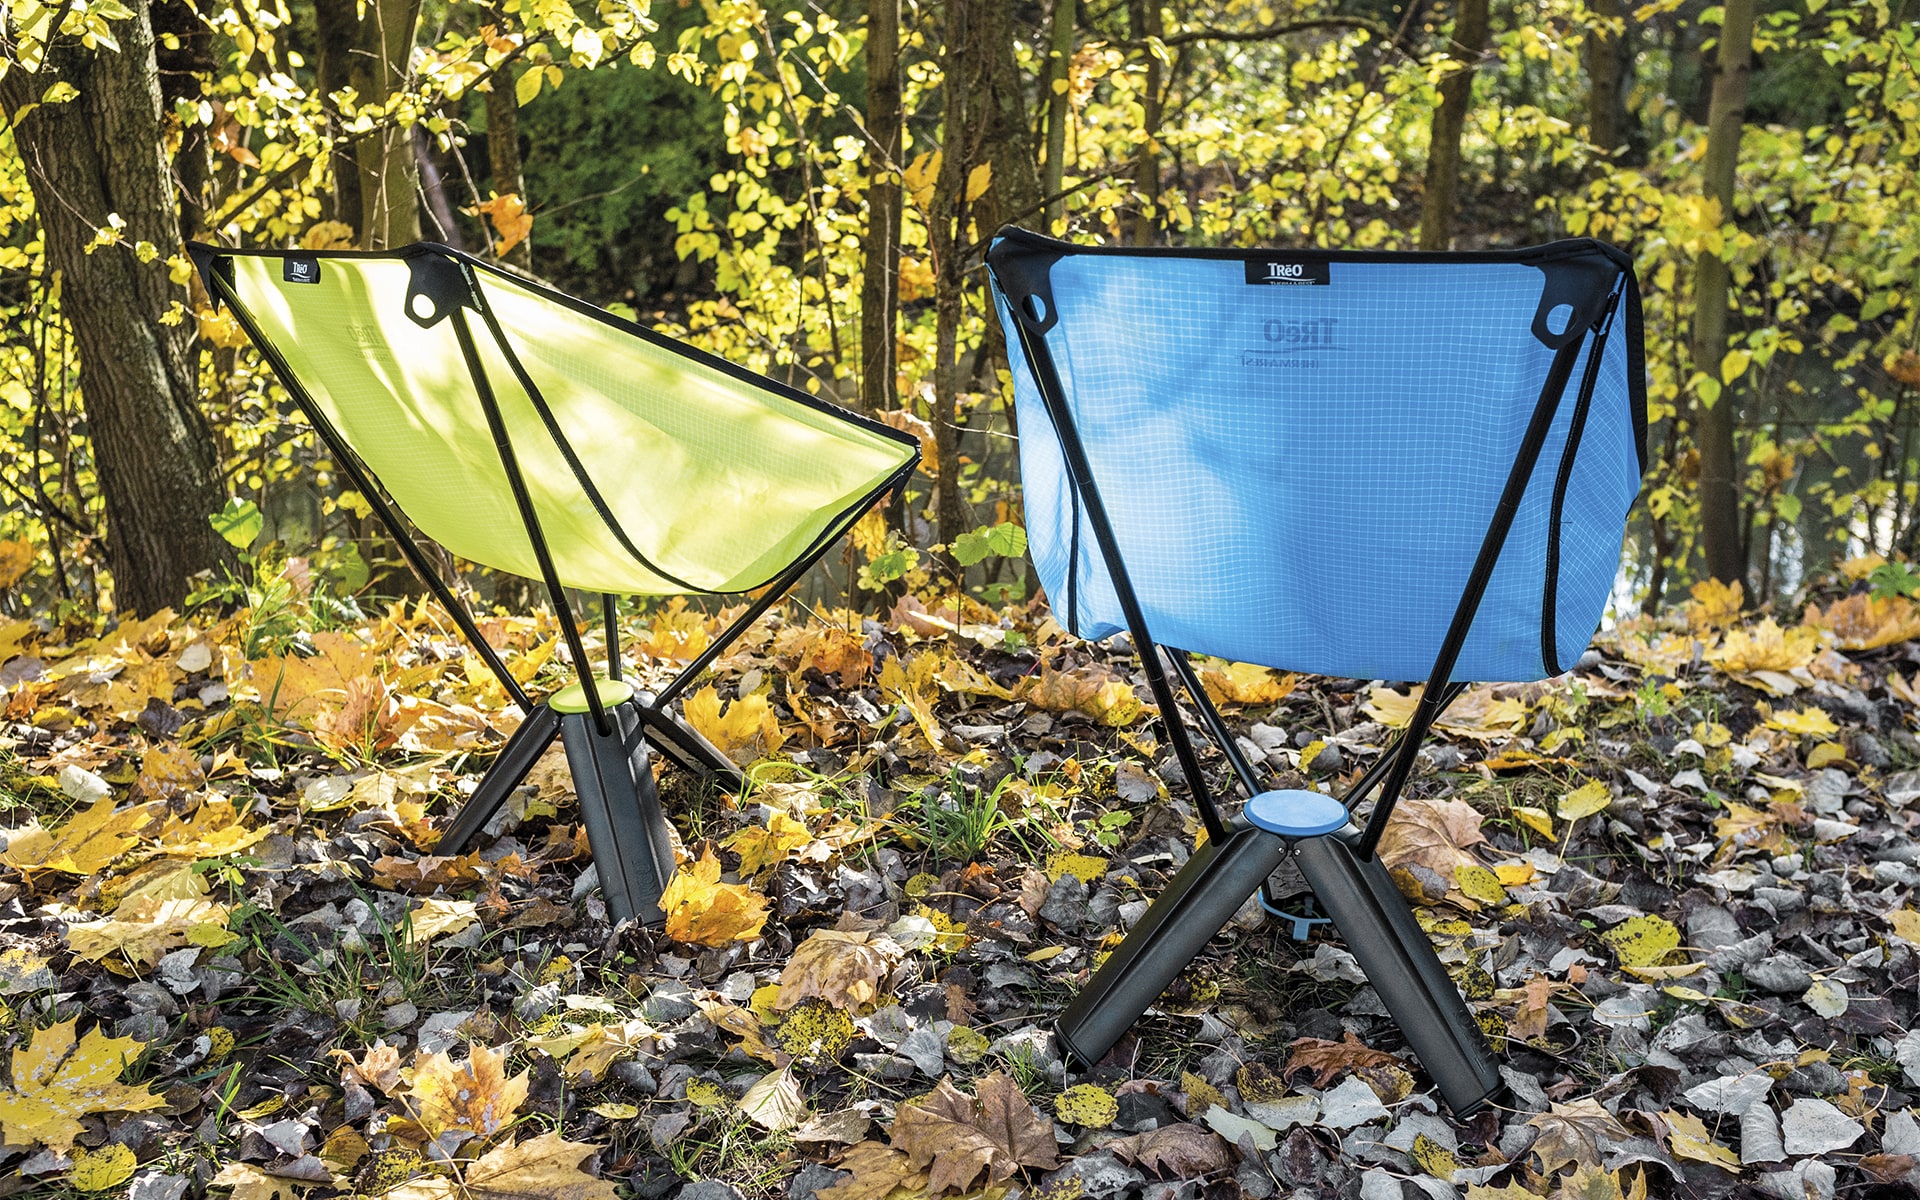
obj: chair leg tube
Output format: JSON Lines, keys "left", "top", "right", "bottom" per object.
{"left": 561, "top": 700, "right": 678, "bottom": 926}
{"left": 440, "top": 704, "right": 563, "bottom": 854}
{"left": 1056, "top": 824, "right": 1290, "bottom": 1066}
{"left": 632, "top": 689, "right": 746, "bottom": 792}
{"left": 1293, "top": 832, "right": 1504, "bottom": 1116}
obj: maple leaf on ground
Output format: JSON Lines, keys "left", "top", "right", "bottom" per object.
{"left": 331, "top": 1041, "right": 406, "bottom": 1093}
{"left": 1529, "top": 1099, "right": 1630, "bottom": 1175}
{"left": 723, "top": 811, "right": 813, "bottom": 878}
{"left": 1554, "top": 1164, "right": 1647, "bottom": 1200}
{"left": 400, "top": 1043, "right": 530, "bottom": 1146}
{"left": 0, "top": 1019, "right": 165, "bottom": 1150}
{"left": 66, "top": 876, "right": 232, "bottom": 969}
{"left": 386, "top": 1130, "right": 616, "bottom": 1200}
{"left": 819, "top": 1140, "right": 929, "bottom": 1200}
{"left": 1803, "top": 592, "right": 1920, "bottom": 650}
{"left": 0, "top": 797, "right": 144, "bottom": 876}
{"left": 1105, "top": 1123, "right": 1231, "bottom": 1177}
{"left": 775, "top": 929, "right": 900, "bottom": 1012}
{"left": 1284, "top": 1031, "right": 1406, "bottom": 1087}
{"left": 889, "top": 1072, "right": 1057, "bottom": 1195}
{"left": 1374, "top": 795, "right": 1488, "bottom": 876}
{"left": 1196, "top": 659, "right": 1298, "bottom": 707}
{"left": 682, "top": 685, "right": 786, "bottom": 764}
{"left": 659, "top": 847, "right": 770, "bottom": 946}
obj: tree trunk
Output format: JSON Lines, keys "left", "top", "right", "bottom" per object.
{"left": 0, "top": 5, "right": 234, "bottom": 614}
{"left": 152, "top": 0, "right": 215, "bottom": 242}
{"left": 1692, "top": 0, "right": 1755, "bottom": 587}
{"left": 1042, "top": 0, "right": 1076, "bottom": 231}
{"left": 965, "top": 1, "right": 1043, "bottom": 238}
{"left": 312, "top": 0, "right": 365, "bottom": 234}
{"left": 484, "top": 74, "right": 532, "bottom": 268}
{"left": 928, "top": 0, "right": 976, "bottom": 573}
{"left": 1127, "top": 0, "right": 1164, "bottom": 245}
{"left": 1417, "top": 0, "right": 1490, "bottom": 251}
{"left": 1584, "top": 0, "right": 1630, "bottom": 156}
{"left": 860, "top": 0, "right": 903, "bottom": 413}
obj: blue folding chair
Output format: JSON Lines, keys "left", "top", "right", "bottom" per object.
{"left": 987, "top": 228, "right": 1645, "bottom": 1115}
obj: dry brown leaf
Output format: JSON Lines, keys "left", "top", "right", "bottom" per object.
{"left": 1014, "top": 664, "right": 1146, "bottom": 726}
{"left": 1284, "top": 1031, "right": 1406, "bottom": 1087}
{"left": 888, "top": 1072, "right": 1057, "bottom": 1194}
{"left": 776, "top": 929, "right": 899, "bottom": 1012}
{"left": 818, "top": 1140, "right": 929, "bottom": 1200}
{"left": 331, "top": 1041, "right": 405, "bottom": 1093}
{"left": 1529, "top": 1098, "right": 1629, "bottom": 1174}
{"left": 1105, "top": 1122, "right": 1232, "bottom": 1177}
{"left": 1374, "top": 795, "right": 1488, "bottom": 876}
{"left": 1803, "top": 592, "right": 1920, "bottom": 650}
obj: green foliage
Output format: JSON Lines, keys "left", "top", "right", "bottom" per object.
{"left": 1870, "top": 561, "right": 1920, "bottom": 601}
{"left": 952, "top": 522, "right": 1027, "bottom": 568}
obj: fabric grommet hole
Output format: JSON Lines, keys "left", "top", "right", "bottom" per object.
{"left": 410, "top": 293, "right": 437, "bottom": 321}
{"left": 1545, "top": 302, "right": 1575, "bottom": 336}
{"left": 1023, "top": 294, "right": 1048, "bottom": 324}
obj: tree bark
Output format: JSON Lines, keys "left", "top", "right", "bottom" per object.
{"left": 1128, "top": 0, "right": 1164, "bottom": 245}
{"left": 0, "top": 4, "right": 233, "bottom": 614}
{"left": 1584, "top": 0, "right": 1630, "bottom": 156}
{"left": 152, "top": 0, "right": 215, "bottom": 242}
{"left": 964, "top": 1, "right": 1042, "bottom": 239}
{"left": 311, "top": 0, "right": 365, "bottom": 234}
{"left": 484, "top": 73, "right": 531, "bottom": 268}
{"left": 1042, "top": 0, "right": 1076, "bottom": 231}
{"left": 1692, "top": 0, "right": 1755, "bottom": 587}
{"left": 312, "top": 0, "right": 422, "bottom": 248}
{"left": 1417, "top": 0, "right": 1489, "bottom": 251}
{"left": 860, "top": 0, "right": 902, "bottom": 413}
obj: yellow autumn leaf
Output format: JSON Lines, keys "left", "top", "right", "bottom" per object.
{"left": 660, "top": 847, "right": 770, "bottom": 946}
{"left": 0, "top": 1020, "right": 165, "bottom": 1150}
{"left": 682, "top": 685, "right": 786, "bottom": 764}
{"left": 1661, "top": 1109, "right": 1739, "bottom": 1171}
{"left": 1705, "top": 617, "right": 1819, "bottom": 674}
{"left": 723, "top": 811, "right": 813, "bottom": 877}
{"left": 70, "top": 1143, "right": 137, "bottom": 1191}
{"left": 1454, "top": 864, "right": 1508, "bottom": 905}
{"left": 0, "top": 798, "right": 145, "bottom": 876}
{"left": 1513, "top": 806, "right": 1555, "bottom": 837}
{"left": 1045, "top": 851, "right": 1109, "bottom": 884}
{"left": 1602, "top": 914, "right": 1682, "bottom": 968}
{"left": 1054, "top": 1084, "right": 1118, "bottom": 1127}
{"left": 776, "top": 929, "right": 899, "bottom": 1012}
{"left": 67, "top": 868, "right": 231, "bottom": 970}
{"left": 1765, "top": 706, "right": 1838, "bottom": 737}
{"left": 1195, "top": 659, "right": 1300, "bottom": 707}
{"left": 1806, "top": 741, "right": 1847, "bottom": 769}
{"left": 0, "top": 538, "right": 35, "bottom": 589}
{"left": 403, "top": 1042, "right": 529, "bottom": 1143}
{"left": 1556, "top": 780, "right": 1611, "bottom": 821}
{"left": 1887, "top": 908, "right": 1920, "bottom": 944}
{"left": 384, "top": 1129, "right": 619, "bottom": 1200}
{"left": 1685, "top": 577, "right": 1743, "bottom": 631}
{"left": 1802, "top": 592, "right": 1920, "bottom": 651}
{"left": 964, "top": 161, "right": 993, "bottom": 202}
{"left": 407, "top": 898, "right": 479, "bottom": 945}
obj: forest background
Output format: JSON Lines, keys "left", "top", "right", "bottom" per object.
{"left": 0, "top": 0, "right": 1912, "bottom": 623}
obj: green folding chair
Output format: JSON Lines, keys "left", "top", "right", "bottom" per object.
{"left": 191, "top": 242, "right": 919, "bottom": 925}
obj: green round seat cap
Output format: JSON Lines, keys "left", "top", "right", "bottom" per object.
{"left": 549, "top": 678, "right": 634, "bottom": 714}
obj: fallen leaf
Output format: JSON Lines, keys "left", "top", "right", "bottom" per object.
{"left": 776, "top": 929, "right": 898, "bottom": 1012}
{"left": 70, "top": 1142, "right": 137, "bottom": 1191}
{"left": 818, "top": 1140, "right": 928, "bottom": 1200}
{"left": 1196, "top": 659, "right": 1299, "bottom": 706}
{"left": 401, "top": 1042, "right": 530, "bottom": 1144}
{"left": 1375, "top": 795, "right": 1487, "bottom": 876}
{"left": 739, "top": 1066, "right": 805, "bottom": 1132}
{"left": 1601, "top": 915, "right": 1681, "bottom": 969}
{"left": 1054, "top": 1083, "right": 1118, "bottom": 1128}
{"left": 1106, "top": 1122, "right": 1232, "bottom": 1176}
{"left": 1660, "top": 1108, "right": 1739, "bottom": 1171}
{"left": 1528, "top": 1099, "right": 1629, "bottom": 1174}
{"left": 723, "top": 811, "right": 813, "bottom": 878}
{"left": 888, "top": 1072, "right": 1057, "bottom": 1194}
{"left": 660, "top": 847, "right": 770, "bottom": 946}
{"left": 407, "top": 898, "right": 479, "bottom": 945}
{"left": 0, "top": 798, "right": 144, "bottom": 876}
{"left": 1556, "top": 779, "right": 1612, "bottom": 821}
{"left": 683, "top": 685, "right": 786, "bottom": 764}
{"left": 386, "top": 1129, "right": 616, "bottom": 1200}
{"left": 1285, "top": 1031, "right": 1405, "bottom": 1087}
{"left": 0, "top": 1019, "right": 166, "bottom": 1150}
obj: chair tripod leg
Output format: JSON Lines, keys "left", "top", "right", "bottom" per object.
{"left": 440, "top": 704, "right": 564, "bottom": 854}
{"left": 561, "top": 700, "right": 678, "bottom": 926}
{"left": 632, "top": 690, "right": 746, "bottom": 792}
{"left": 1293, "top": 832, "right": 1504, "bottom": 1116}
{"left": 1056, "top": 824, "right": 1291, "bottom": 1066}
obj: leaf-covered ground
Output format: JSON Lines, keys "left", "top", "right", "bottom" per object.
{"left": 1, "top": 569, "right": 1918, "bottom": 1200}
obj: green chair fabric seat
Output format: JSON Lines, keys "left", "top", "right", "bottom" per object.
{"left": 192, "top": 242, "right": 918, "bottom": 926}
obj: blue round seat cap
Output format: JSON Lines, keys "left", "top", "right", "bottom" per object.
{"left": 1244, "top": 789, "right": 1351, "bottom": 838}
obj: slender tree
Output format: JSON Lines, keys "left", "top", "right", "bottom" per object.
{"left": 1584, "top": 0, "right": 1631, "bottom": 156}
{"left": 1417, "top": 0, "right": 1490, "bottom": 250}
{"left": 0, "top": 3, "right": 234, "bottom": 613}
{"left": 313, "top": 0, "right": 423, "bottom": 248}
{"left": 861, "top": 0, "right": 903, "bottom": 413}
{"left": 1041, "top": 0, "right": 1077, "bottom": 231}
{"left": 1692, "top": 0, "right": 1756, "bottom": 587}
{"left": 1128, "top": 0, "right": 1165, "bottom": 245}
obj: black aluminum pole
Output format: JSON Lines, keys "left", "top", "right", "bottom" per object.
{"left": 603, "top": 593, "right": 622, "bottom": 682}
{"left": 448, "top": 304, "right": 612, "bottom": 736}
{"left": 1356, "top": 332, "right": 1591, "bottom": 860}
{"left": 203, "top": 262, "right": 532, "bottom": 713}
{"left": 1010, "top": 321, "right": 1229, "bottom": 844}
{"left": 1163, "top": 649, "right": 1267, "bottom": 796}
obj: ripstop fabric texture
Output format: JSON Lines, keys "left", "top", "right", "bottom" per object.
{"left": 989, "top": 236, "right": 1645, "bottom": 683}
{"left": 216, "top": 249, "right": 915, "bottom": 596}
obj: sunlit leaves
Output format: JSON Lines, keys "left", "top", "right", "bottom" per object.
{"left": 0, "top": 1020, "right": 165, "bottom": 1151}
{"left": 659, "top": 847, "right": 770, "bottom": 946}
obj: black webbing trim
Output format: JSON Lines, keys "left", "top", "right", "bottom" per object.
{"left": 1540, "top": 286, "right": 1622, "bottom": 676}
